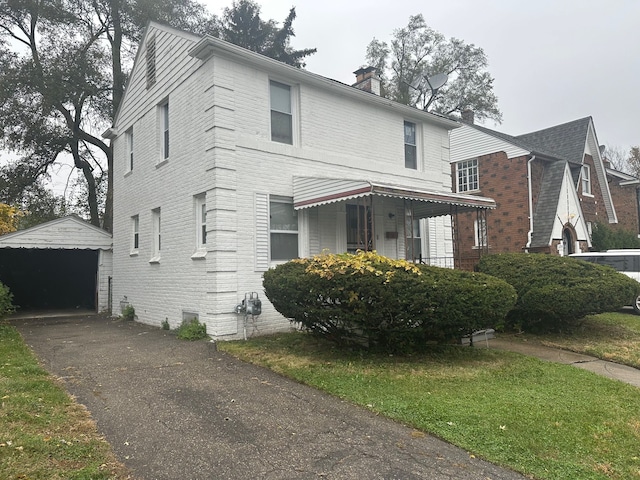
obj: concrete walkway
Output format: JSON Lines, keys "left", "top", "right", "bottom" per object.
{"left": 12, "top": 315, "right": 529, "bottom": 480}
{"left": 478, "top": 337, "right": 640, "bottom": 388}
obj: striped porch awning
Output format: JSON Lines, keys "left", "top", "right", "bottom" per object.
{"left": 293, "top": 177, "right": 495, "bottom": 218}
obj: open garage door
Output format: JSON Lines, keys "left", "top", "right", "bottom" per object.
{"left": 0, "top": 248, "right": 99, "bottom": 310}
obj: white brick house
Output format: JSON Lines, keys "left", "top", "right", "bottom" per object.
{"left": 104, "top": 22, "right": 494, "bottom": 339}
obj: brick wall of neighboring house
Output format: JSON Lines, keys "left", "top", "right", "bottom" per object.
{"left": 608, "top": 178, "right": 640, "bottom": 233}
{"left": 578, "top": 154, "right": 609, "bottom": 226}
{"left": 452, "top": 152, "right": 531, "bottom": 270}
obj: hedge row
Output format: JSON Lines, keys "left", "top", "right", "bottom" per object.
{"left": 264, "top": 251, "right": 516, "bottom": 351}
{"left": 477, "top": 253, "right": 640, "bottom": 332}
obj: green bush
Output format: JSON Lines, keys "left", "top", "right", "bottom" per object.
{"left": 263, "top": 251, "right": 517, "bottom": 352}
{"left": 0, "top": 282, "right": 15, "bottom": 319}
{"left": 477, "top": 253, "right": 640, "bottom": 332}
{"left": 121, "top": 304, "right": 135, "bottom": 321}
{"left": 591, "top": 222, "right": 640, "bottom": 250}
{"left": 175, "top": 317, "right": 207, "bottom": 341}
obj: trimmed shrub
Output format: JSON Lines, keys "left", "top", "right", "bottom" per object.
{"left": 176, "top": 317, "right": 207, "bottom": 341}
{"left": 263, "top": 251, "right": 517, "bottom": 352}
{"left": 477, "top": 253, "right": 640, "bottom": 332}
{"left": 0, "top": 282, "right": 15, "bottom": 319}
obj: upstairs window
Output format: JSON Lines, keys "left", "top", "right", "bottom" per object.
{"left": 457, "top": 159, "right": 479, "bottom": 192}
{"left": 126, "top": 128, "right": 134, "bottom": 172}
{"left": 161, "top": 101, "right": 169, "bottom": 159}
{"left": 404, "top": 121, "right": 417, "bottom": 169}
{"left": 270, "top": 81, "right": 293, "bottom": 144}
{"left": 582, "top": 165, "right": 592, "bottom": 195}
{"left": 270, "top": 196, "right": 298, "bottom": 261}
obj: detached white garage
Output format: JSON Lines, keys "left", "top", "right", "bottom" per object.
{"left": 0, "top": 215, "right": 113, "bottom": 313}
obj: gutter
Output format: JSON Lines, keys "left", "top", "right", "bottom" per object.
{"left": 526, "top": 155, "right": 536, "bottom": 249}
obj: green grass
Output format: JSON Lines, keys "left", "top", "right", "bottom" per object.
{"left": 219, "top": 332, "right": 640, "bottom": 480}
{"left": 510, "top": 311, "right": 640, "bottom": 369}
{"left": 0, "top": 324, "right": 133, "bottom": 480}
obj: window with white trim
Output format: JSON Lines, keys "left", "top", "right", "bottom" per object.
{"left": 131, "top": 215, "right": 139, "bottom": 253}
{"left": 161, "top": 100, "right": 169, "bottom": 160}
{"left": 474, "top": 217, "right": 487, "bottom": 248}
{"left": 195, "top": 194, "right": 206, "bottom": 249}
{"left": 151, "top": 207, "right": 161, "bottom": 261}
{"left": 404, "top": 121, "right": 417, "bottom": 169}
{"left": 457, "top": 159, "right": 479, "bottom": 192}
{"left": 270, "top": 196, "right": 298, "bottom": 261}
{"left": 126, "top": 127, "right": 134, "bottom": 172}
{"left": 270, "top": 81, "right": 293, "bottom": 144}
{"left": 582, "top": 164, "right": 592, "bottom": 195}
{"left": 410, "top": 217, "right": 422, "bottom": 260}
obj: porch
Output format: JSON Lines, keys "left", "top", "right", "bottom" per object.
{"left": 293, "top": 177, "right": 495, "bottom": 268}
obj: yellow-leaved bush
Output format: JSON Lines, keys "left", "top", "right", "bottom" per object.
{"left": 264, "top": 251, "right": 517, "bottom": 352}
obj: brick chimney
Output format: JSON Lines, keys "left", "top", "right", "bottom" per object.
{"left": 461, "top": 109, "right": 475, "bottom": 124}
{"left": 352, "top": 66, "right": 381, "bottom": 96}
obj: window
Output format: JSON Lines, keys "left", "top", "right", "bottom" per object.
{"left": 146, "top": 35, "right": 156, "bottom": 88}
{"left": 474, "top": 217, "right": 487, "bottom": 248}
{"left": 407, "top": 217, "right": 422, "bottom": 260}
{"left": 457, "top": 159, "right": 479, "bottom": 192}
{"left": 195, "top": 194, "right": 206, "bottom": 248}
{"left": 161, "top": 101, "right": 169, "bottom": 159}
{"left": 582, "top": 165, "right": 592, "bottom": 195}
{"left": 270, "top": 196, "right": 298, "bottom": 261}
{"left": 131, "top": 215, "right": 139, "bottom": 253}
{"left": 126, "top": 128, "right": 134, "bottom": 172}
{"left": 404, "top": 121, "right": 417, "bottom": 169}
{"left": 270, "top": 81, "right": 292, "bottom": 144}
{"left": 151, "top": 207, "right": 161, "bottom": 261}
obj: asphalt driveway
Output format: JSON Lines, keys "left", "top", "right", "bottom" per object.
{"left": 13, "top": 314, "right": 529, "bottom": 480}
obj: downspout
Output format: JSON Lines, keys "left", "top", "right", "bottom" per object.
{"left": 525, "top": 155, "right": 536, "bottom": 250}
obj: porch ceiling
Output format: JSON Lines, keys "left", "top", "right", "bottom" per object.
{"left": 293, "top": 177, "right": 496, "bottom": 217}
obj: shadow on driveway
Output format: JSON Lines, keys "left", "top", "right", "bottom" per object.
{"left": 13, "top": 315, "right": 529, "bottom": 480}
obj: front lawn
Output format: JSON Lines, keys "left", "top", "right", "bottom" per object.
{"left": 219, "top": 331, "right": 640, "bottom": 480}
{"left": 509, "top": 311, "right": 640, "bottom": 369}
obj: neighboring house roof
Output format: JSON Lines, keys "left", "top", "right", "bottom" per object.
{"left": 0, "top": 215, "right": 112, "bottom": 250}
{"left": 607, "top": 167, "right": 640, "bottom": 186}
{"left": 450, "top": 116, "right": 616, "bottom": 249}
{"left": 515, "top": 117, "right": 591, "bottom": 165}
{"left": 529, "top": 161, "right": 568, "bottom": 248}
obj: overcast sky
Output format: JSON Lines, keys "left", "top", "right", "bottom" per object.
{"left": 205, "top": 0, "right": 640, "bottom": 151}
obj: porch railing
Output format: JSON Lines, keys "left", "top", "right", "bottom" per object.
{"left": 418, "top": 256, "right": 455, "bottom": 269}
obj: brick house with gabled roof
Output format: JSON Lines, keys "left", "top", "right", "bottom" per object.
{"left": 449, "top": 117, "right": 617, "bottom": 269}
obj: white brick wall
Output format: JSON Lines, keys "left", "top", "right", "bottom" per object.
{"left": 111, "top": 23, "right": 457, "bottom": 340}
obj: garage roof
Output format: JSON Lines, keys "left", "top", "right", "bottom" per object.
{"left": 0, "top": 215, "right": 112, "bottom": 250}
